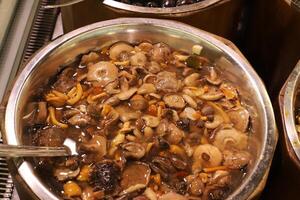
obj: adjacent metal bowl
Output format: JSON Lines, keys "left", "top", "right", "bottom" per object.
{"left": 279, "top": 60, "right": 300, "bottom": 169}
{"left": 1, "top": 18, "right": 277, "bottom": 200}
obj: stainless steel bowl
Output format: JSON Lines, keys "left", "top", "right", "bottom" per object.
{"left": 279, "top": 60, "right": 300, "bottom": 169}
{"left": 1, "top": 18, "right": 277, "bottom": 200}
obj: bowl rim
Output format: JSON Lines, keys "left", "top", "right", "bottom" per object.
{"left": 280, "top": 60, "right": 300, "bottom": 165}
{"left": 4, "top": 18, "right": 277, "bottom": 200}
{"left": 102, "top": 0, "right": 223, "bottom": 14}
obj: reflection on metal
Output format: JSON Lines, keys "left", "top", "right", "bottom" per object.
{"left": 280, "top": 60, "right": 300, "bottom": 166}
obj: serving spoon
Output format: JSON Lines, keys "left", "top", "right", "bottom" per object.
{"left": 0, "top": 138, "right": 77, "bottom": 157}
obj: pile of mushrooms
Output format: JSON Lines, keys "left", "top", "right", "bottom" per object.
{"left": 26, "top": 41, "right": 254, "bottom": 200}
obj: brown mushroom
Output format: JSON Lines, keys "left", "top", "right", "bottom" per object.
{"left": 109, "top": 42, "right": 134, "bottom": 60}
{"left": 150, "top": 43, "right": 171, "bottom": 63}
{"left": 120, "top": 162, "right": 151, "bottom": 195}
{"left": 227, "top": 107, "right": 250, "bottom": 132}
{"left": 130, "top": 95, "right": 148, "bottom": 110}
{"left": 116, "top": 87, "right": 138, "bottom": 101}
{"left": 115, "top": 105, "right": 141, "bottom": 122}
{"left": 146, "top": 61, "right": 161, "bottom": 74}
{"left": 54, "top": 167, "right": 80, "bottom": 181}
{"left": 130, "top": 52, "right": 147, "bottom": 67}
{"left": 121, "top": 142, "right": 146, "bottom": 159}
{"left": 206, "top": 67, "right": 222, "bottom": 85}
{"left": 79, "top": 135, "right": 107, "bottom": 158}
{"left": 199, "top": 87, "right": 224, "bottom": 101}
{"left": 166, "top": 123, "right": 185, "bottom": 144}
{"left": 142, "top": 115, "right": 160, "bottom": 128}
{"left": 158, "top": 192, "right": 187, "bottom": 200}
{"left": 223, "top": 150, "right": 252, "bottom": 169}
{"left": 184, "top": 73, "right": 200, "bottom": 87}
{"left": 87, "top": 61, "right": 118, "bottom": 87}
{"left": 155, "top": 71, "right": 180, "bottom": 93}
{"left": 105, "top": 79, "right": 120, "bottom": 94}
{"left": 213, "top": 127, "right": 248, "bottom": 151}
{"left": 138, "top": 83, "right": 157, "bottom": 95}
{"left": 68, "top": 113, "right": 92, "bottom": 126}
{"left": 163, "top": 95, "right": 185, "bottom": 109}
{"left": 193, "top": 144, "right": 223, "bottom": 171}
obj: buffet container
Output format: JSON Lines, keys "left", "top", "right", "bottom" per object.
{"left": 0, "top": 18, "right": 277, "bottom": 199}
{"left": 279, "top": 60, "right": 300, "bottom": 170}
{"left": 61, "top": 0, "right": 247, "bottom": 41}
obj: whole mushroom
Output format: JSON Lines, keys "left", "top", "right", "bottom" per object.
{"left": 87, "top": 61, "right": 118, "bottom": 87}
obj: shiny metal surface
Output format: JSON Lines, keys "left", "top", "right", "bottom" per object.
{"left": 2, "top": 18, "right": 277, "bottom": 200}
{"left": 280, "top": 60, "right": 300, "bottom": 166}
{"left": 103, "top": 0, "right": 225, "bottom": 14}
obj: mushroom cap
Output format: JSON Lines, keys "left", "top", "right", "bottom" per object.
{"left": 193, "top": 144, "right": 223, "bottom": 168}
{"left": 120, "top": 162, "right": 151, "bottom": 195}
{"left": 213, "top": 128, "right": 248, "bottom": 151}
{"left": 87, "top": 61, "right": 118, "bottom": 87}
{"left": 109, "top": 42, "right": 134, "bottom": 60}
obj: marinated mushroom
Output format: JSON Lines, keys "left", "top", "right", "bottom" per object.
{"left": 213, "top": 128, "right": 248, "bottom": 151}
{"left": 163, "top": 94, "right": 185, "bottom": 109}
{"left": 227, "top": 107, "right": 250, "bottom": 132}
{"left": 121, "top": 142, "right": 146, "bottom": 159}
{"left": 109, "top": 42, "right": 134, "bottom": 60}
{"left": 193, "top": 144, "right": 223, "bottom": 170}
{"left": 54, "top": 167, "right": 80, "bottom": 181}
{"left": 155, "top": 71, "right": 181, "bottom": 93}
{"left": 27, "top": 41, "right": 256, "bottom": 200}
{"left": 130, "top": 95, "right": 148, "bottom": 110}
{"left": 87, "top": 62, "right": 118, "bottom": 87}
{"left": 120, "top": 162, "right": 151, "bottom": 195}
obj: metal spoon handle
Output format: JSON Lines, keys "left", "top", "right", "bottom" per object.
{"left": 0, "top": 144, "right": 69, "bottom": 157}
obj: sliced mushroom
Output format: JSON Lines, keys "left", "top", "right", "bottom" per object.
{"left": 182, "top": 87, "right": 205, "bottom": 97}
{"left": 180, "top": 107, "right": 199, "bottom": 121}
{"left": 68, "top": 113, "right": 92, "bottom": 126}
{"left": 199, "top": 88, "right": 224, "bottom": 101}
{"left": 182, "top": 94, "right": 197, "bottom": 109}
{"left": 155, "top": 71, "right": 180, "bottom": 93}
{"left": 130, "top": 95, "right": 148, "bottom": 110}
{"left": 223, "top": 149, "right": 252, "bottom": 169}
{"left": 184, "top": 73, "right": 200, "bottom": 87}
{"left": 227, "top": 107, "right": 250, "bottom": 132}
{"left": 156, "top": 119, "right": 169, "bottom": 136}
{"left": 150, "top": 43, "right": 171, "bottom": 63}
{"left": 104, "top": 95, "right": 121, "bottom": 106}
{"left": 186, "top": 175, "right": 205, "bottom": 196}
{"left": 206, "top": 67, "right": 222, "bottom": 85}
{"left": 138, "top": 83, "right": 157, "bottom": 95}
{"left": 146, "top": 61, "right": 161, "bottom": 74}
{"left": 213, "top": 127, "right": 248, "bottom": 151}
{"left": 54, "top": 167, "right": 80, "bottom": 181}
{"left": 115, "top": 105, "right": 141, "bottom": 122}
{"left": 130, "top": 52, "right": 147, "bottom": 67}
{"left": 167, "top": 123, "right": 185, "bottom": 144}
{"left": 79, "top": 135, "right": 107, "bottom": 158}
{"left": 163, "top": 95, "right": 185, "bottom": 109}
{"left": 87, "top": 61, "right": 118, "bottom": 87}
{"left": 121, "top": 142, "right": 146, "bottom": 159}
{"left": 143, "top": 74, "right": 157, "bottom": 84}
{"left": 158, "top": 192, "right": 187, "bottom": 200}
{"left": 193, "top": 144, "right": 223, "bottom": 170}
{"left": 103, "top": 108, "right": 120, "bottom": 129}
{"left": 109, "top": 42, "right": 134, "bottom": 60}
{"left": 116, "top": 87, "right": 137, "bottom": 101}
{"left": 138, "top": 42, "right": 153, "bottom": 52}
{"left": 205, "top": 114, "right": 224, "bottom": 129}
{"left": 105, "top": 80, "right": 121, "bottom": 94}
{"left": 120, "top": 162, "right": 151, "bottom": 195}
{"left": 150, "top": 156, "right": 176, "bottom": 179}
{"left": 142, "top": 115, "right": 160, "bottom": 128}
